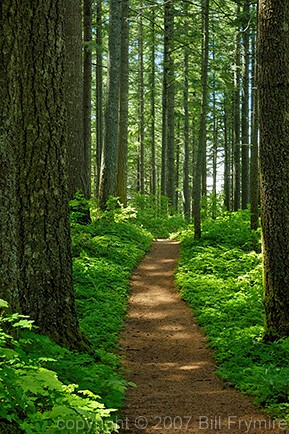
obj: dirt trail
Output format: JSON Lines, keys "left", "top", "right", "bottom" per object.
{"left": 118, "top": 240, "right": 287, "bottom": 433}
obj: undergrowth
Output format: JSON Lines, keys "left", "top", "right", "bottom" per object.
{"left": 176, "top": 209, "right": 289, "bottom": 422}
{"left": 0, "top": 197, "right": 153, "bottom": 433}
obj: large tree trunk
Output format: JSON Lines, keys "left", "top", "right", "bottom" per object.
{"left": 2, "top": 0, "right": 84, "bottom": 349}
{"left": 137, "top": 11, "right": 145, "bottom": 196}
{"left": 0, "top": 7, "right": 19, "bottom": 310}
{"left": 99, "top": 0, "right": 122, "bottom": 208}
{"left": 258, "top": 0, "right": 289, "bottom": 339}
{"left": 64, "top": 0, "right": 85, "bottom": 199}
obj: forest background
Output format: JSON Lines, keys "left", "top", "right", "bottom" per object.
{"left": 1, "top": 0, "right": 289, "bottom": 433}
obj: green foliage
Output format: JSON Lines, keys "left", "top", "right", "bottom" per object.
{"left": 176, "top": 211, "right": 289, "bottom": 422}
{"left": 0, "top": 303, "right": 118, "bottom": 434}
{"left": 0, "top": 202, "right": 153, "bottom": 433}
{"left": 131, "top": 194, "right": 188, "bottom": 239}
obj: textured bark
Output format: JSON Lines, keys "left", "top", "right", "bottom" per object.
{"left": 258, "top": 0, "right": 289, "bottom": 339}
{"left": 0, "top": 5, "right": 19, "bottom": 310}
{"left": 64, "top": 0, "right": 85, "bottom": 199}
{"left": 193, "top": 0, "right": 209, "bottom": 239}
{"left": 116, "top": 0, "right": 129, "bottom": 205}
{"left": 241, "top": 0, "right": 250, "bottom": 209}
{"left": 99, "top": 0, "right": 122, "bottom": 208}
{"left": 2, "top": 0, "right": 84, "bottom": 348}
{"left": 83, "top": 0, "right": 92, "bottom": 199}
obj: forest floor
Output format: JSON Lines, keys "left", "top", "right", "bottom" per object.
{"left": 117, "top": 240, "right": 287, "bottom": 434}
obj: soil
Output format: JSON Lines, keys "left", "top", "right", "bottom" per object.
{"left": 117, "top": 240, "right": 288, "bottom": 434}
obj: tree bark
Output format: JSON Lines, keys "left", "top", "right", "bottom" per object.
{"left": 99, "top": 0, "right": 122, "bottom": 208}
{"left": 183, "top": 50, "right": 191, "bottom": 220}
{"left": 233, "top": 1, "right": 241, "bottom": 211}
{"left": 116, "top": 0, "right": 130, "bottom": 204}
{"left": 64, "top": 0, "right": 85, "bottom": 199}
{"left": 83, "top": 0, "right": 92, "bottom": 199}
{"left": 241, "top": 0, "right": 250, "bottom": 209}
{"left": 2, "top": 0, "right": 84, "bottom": 349}
{"left": 95, "top": 0, "right": 103, "bottom": 197}
{"left": 193, "top": 0, "right": 210, "bottom": 239}
{"left": 258, "top": 0, "right": 289, "bottom": 339}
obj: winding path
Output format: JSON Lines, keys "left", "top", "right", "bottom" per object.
{"left": 118, "top": 240, "right": 286, "bottom": 433}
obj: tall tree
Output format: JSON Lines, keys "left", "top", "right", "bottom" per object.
{"left": 165, "top": 0, "right": 175, "bottom": 209}
{"left": 250, "top": 15, "right": 259, "bottom": 231}
{"left": 99, "top": 0, "right": 122, "bottom": 208}
{"left": 233, "top": 1, "right": 241, "bottom": 211}
{"left": 64, "top": 0, "right": 85, "bottom": 199}
{"left": 137, "top": 9, "right": 145, "bottom": 195}
{"left": 83, "top": 0, "right": 92, "bottom": 199}
{"left": 258, "top": 0, "right": 289, "bottom": 339}
{"left": 193, "top": 0, "right": 210, "bottom": 239}
{"left": 150, "top": 6, "right": 157, "bottom": 196}
{"left": 241, "top": 0, "right": 250, "bottom": 209}
{"left": 183, "top": 48, "right": 190, "bottom": 220}
{"left": 116, "top": 0, "right": 130, "bottom": 204}
{"left": 1, "top": 0, "right": 84, "bottom": 349}
{"left": 95, "top": 0, "right": 103, "bottom": 197}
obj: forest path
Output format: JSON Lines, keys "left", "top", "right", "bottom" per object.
{"left": 117, "top": 240, "right": 285, "bottom": 434}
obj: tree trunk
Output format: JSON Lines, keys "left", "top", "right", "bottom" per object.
{"left": 0, "top": 7, "right": 19, "bottom": 310}
{"left": 258, "top": 0, "right": 289, "bottom": 339}
{"left": 99, "top": 0, "right": 122, "bottom": 208}
{"left": 95, "top": 0, "right": 103, "bottom": 197}
{"left": 64, "top": 0, "right": 85, "bottom": 199}
{"left": 116, "top": 0, "right": 130, "bottom": 204}
{"left": 193, "top": 0, "right": 210, "bottom": 239}
{"left": 223, "top": 97, "right": 231, "bottom": 211}
{"left": 138, "top": 10, "right": 145, "bottom": 196}
{"left": 233, "top": 1, "right": 241, "bottom": 211}
{"left": 83, "top": 0, "right": 92, "bottom": 199}
{"left": 241, "top": 0, "right": 250, "bottom": 209}
{"left": 150, "top": 7, "right": 157, "bottom": 196}
{"left": 250, "top": 15, "right": 259, "bottom": 231}
{"left": 165, "top": 0, "right": 175, "bottom": 209}
{"left": 2, "top": 0, "right": 85, "bottom": 349}
{"left": 183, "top": 50, "right": 191, "bottom": 220}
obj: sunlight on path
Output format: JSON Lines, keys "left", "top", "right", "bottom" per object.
{"left": 118, "top": 240, "right": 285, "bottom": 434}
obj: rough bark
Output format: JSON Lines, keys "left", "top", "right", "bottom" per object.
{"left": 258, "top": 0, "right": 289, "bottom": 339}
{"left": 0, "top": 4, "right": 19, "bottom": 310}
{"left": 2, "top": 0, "right": 85, "bottom": 349}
